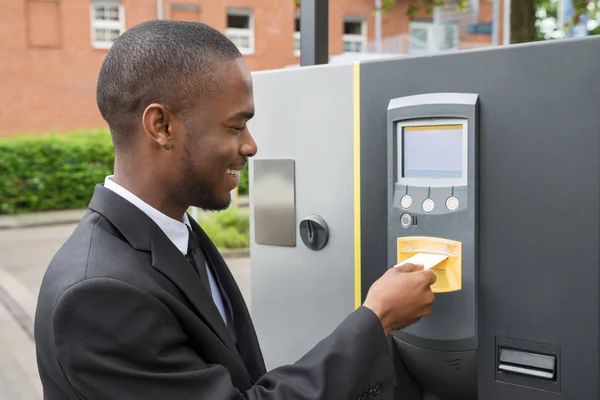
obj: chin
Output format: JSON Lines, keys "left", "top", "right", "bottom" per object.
{"left": 195, "top": 193, "right": 231, "bottom": 212}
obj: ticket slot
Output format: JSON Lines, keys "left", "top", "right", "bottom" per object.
{"left": 498, "top": 347, "right": 556, "bottom": 381}
{"left": 397, "top": 236, "right": 462, "bottom": 293}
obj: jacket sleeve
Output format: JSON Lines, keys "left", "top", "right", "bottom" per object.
{"left": 52, "top": 277, "right": 397, "bottom": 400}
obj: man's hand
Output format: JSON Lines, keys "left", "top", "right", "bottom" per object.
{"left": 363, "top": 264, "right": 437, "bottom": 336}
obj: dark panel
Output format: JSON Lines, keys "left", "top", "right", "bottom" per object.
{"left": 300, "top": 0, "right": 328, "bottom": 66}
{"left": 360, "top": 37, "right": 600, "bottom": 399}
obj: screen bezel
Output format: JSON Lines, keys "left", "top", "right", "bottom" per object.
{"left": 395, "top": 118, "right": 468, "bottom": 187}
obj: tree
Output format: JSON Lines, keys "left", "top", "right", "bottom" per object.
{"left": 389, "top": 0, "right": 591, "bottom": 43}
{"left": 381, "top": 0, "right": 468, "bottom": 16}
{"left": 512, "top": 0, "right": 537, "bottom": 43}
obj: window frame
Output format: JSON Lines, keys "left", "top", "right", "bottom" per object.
{"left": 226, "top": 8, "right": 255, "bottom": 55}
{"left": 342, "top": 17, "right": 367, "bottom": 53}
{"left": 90, "top": 1, "right": 126, "bottom": 49}
{"left": 293, "top": 14, "right": 301, "bottom": 56}
{"left": 409, "top": 21, "right": 459, "bottom": 54}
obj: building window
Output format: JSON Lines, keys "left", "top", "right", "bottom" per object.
{"left": 293, "top": 15, "right": 300, "bottom": 56}
{"left": 410, "top": 22, "right": 431, "bottom": 53}
{"left": 226, "top": 9, "right": 254, "bottom": 55}
{"left": 343, "top": 18, "right": 366, "bottom": 53}
{"left": 409, "top": 22, "right": 459, "bottom": 54}
{"left": 91, "top": 1, "right": 125, "bottom": 49}
{"left": 437, "top": 23, "right": 459, "bottom": 51}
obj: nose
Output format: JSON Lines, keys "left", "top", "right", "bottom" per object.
{"left": 240, "top": 128, "right": 258, "bottom": 157}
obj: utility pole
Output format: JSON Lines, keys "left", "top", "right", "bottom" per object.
{"left": 503, "top": 0, "right": 511, "bottom": 45}
{"left": 557, "top": 0, "right": 566, "bottom": 37}
{"left": 492, "top": 0, "right": 500, "bottom": 46}
{"left": 300, "top": 0, "right": 329, "bottom": 66}
{"left": 375, "top": 0, "right": 382, "bottom": 53}
{"left": 156, "top": 0, "right": 164, "bottom": 20}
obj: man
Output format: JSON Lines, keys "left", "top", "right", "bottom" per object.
{"left": 34, "top": 21, "right": 436, "bottom": 399}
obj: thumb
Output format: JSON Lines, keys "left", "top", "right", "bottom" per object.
{"left": 423, "top": 270, "right": 437, "bottom": 285}
{"left": 393, "top": 262, "right": 424, "bottom": 273}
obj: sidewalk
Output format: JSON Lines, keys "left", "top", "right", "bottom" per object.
{"left": 0, "top": 195, "right": 249, "bottom": 230}
{"left": 0, "top": 209, "right": 87, "bottom": 230}
{"left": 0, "top": 297, "right": 42, "bottom": 399}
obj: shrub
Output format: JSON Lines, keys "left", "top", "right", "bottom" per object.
{"left": 0, "top": 130, "right": 114, "bottom": 215}
{"left": 197, "top": 207, "right": 250, "bottom": 250}
{"left": 0, "top": 129, "right": 249, "bottom": 215}
{"left": 238, "top": 167, "right": 249, "bottom": 196}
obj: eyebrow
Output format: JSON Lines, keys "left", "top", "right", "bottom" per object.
{"left": 229, "top": 111, "right": 254, "bottom": 121}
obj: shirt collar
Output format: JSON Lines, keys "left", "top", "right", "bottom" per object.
{"left": 103, "top": 175, "right": 190, "bottom": 254}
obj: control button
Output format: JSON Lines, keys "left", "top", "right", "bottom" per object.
{"left": 446, "top": 196, "right": 459, "bottom": 211}
{"left": 422, "top": 199, "right": 435, "bottom": 213}
{"left": 400, "top": 213, "right": 412, "bottom": 228}
{"left": 400, "top": 195, "right": 412, "bottom": 209}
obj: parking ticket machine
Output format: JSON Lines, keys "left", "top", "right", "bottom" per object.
{"left": 387, "top": 94, "right": 479, "bottom": 400}
{"left": 249, "top": 36, "right": 600, "bottom": 400}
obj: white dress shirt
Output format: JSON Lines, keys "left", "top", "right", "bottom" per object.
{"left": 103, "top": 176, "right": 229, "bottom": 325}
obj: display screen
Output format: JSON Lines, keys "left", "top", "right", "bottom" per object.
{"left": 401, "top": 124, "right": 463, "bottom": 179}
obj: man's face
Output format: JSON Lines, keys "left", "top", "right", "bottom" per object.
{"left": 174, "top": 58, "right": 257, "bottom": 211}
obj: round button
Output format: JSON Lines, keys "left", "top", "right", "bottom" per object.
{"left": 400, "top": 213, "right": 412, "bottom": 228}
{"left": 400, "top": 195, "right": 412, "bottom": 209}
{"left": 422, "top": 199, "right": 435, "bottom": 213}
{"left": 446, "top": 196, "right": 459, "bottom": 211}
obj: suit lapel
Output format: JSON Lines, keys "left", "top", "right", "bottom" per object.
{"left": 189, "top": 217, "right": 268, "bottom": 381}
{"left": 87, "top": 185, "right": 241, "bottom": 360}
{"left": 149, "top": 225, "right": 239, "bottom": 355}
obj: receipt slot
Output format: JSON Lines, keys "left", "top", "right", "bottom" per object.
{"left": 387, "top": 94, "right": 479, "bottom": 400}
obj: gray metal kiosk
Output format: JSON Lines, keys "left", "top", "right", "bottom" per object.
{"left": 248, "top": 36, "right": 600, "bottom": 400}
{"left": 388, "top": 94, "right": 479, "bottom": 400}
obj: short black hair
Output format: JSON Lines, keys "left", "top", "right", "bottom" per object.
{"left": 96, "top": 20, "right": 242, "bottom": 149}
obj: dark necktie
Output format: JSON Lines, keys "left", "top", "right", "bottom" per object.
{"left": 186, "top": 226, "right": 211, "bottom": 294}
{"left": 186, "top": 226, "right": 237, "bottom": 344}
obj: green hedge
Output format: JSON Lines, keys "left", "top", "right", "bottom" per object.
{"left": 0, "top": 130, "right": 249, "bottom": 215}
{"left": 197, "top": 207, "right": 250, "bottom": 250}
{"left": 0, "top": 130, "right": 115, "bottom": 215}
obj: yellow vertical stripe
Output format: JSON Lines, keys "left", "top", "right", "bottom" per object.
{"left": 353, "top": 62, "right": 361, "bottom": 309}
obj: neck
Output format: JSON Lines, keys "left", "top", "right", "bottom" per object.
{"left": 112, "top": 160, "right": 187, "bottom": 222}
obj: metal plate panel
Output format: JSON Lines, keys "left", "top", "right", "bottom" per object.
{"left": 252, "top": 159, "right": 296, "bottom": 247}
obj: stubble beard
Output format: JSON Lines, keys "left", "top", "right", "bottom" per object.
{"left": 180, "top": 147, "right": 230, "bottom": 212}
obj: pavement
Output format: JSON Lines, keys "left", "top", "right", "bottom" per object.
{"left": 0, "top": 195, "right": 250, "bottom": 258}
{"left": 0, "top": 195, "right": 250, "bottom": 231}
{"left": 0, "top": 223, "right": 251, "bottom": 400}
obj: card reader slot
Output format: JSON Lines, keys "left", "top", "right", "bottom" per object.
{"left": 402, "top": 248, "right": 455, "bottom": 256}
{"left": 498, "top": 347, "right": 556, "bottom": 381}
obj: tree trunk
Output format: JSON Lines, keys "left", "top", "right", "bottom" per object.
{"left": 510, "top": 0, "right": 537, "bottom": 43}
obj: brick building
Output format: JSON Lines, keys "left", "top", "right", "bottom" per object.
{"left": 0, "top": 0, "right": 506, "bottom": 137}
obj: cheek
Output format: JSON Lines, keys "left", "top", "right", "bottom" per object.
{"left": 189, "top": 136, "right": 238, "bottom": 178}
{"left": 194, "top": 149, "right": 228, "bottom": 180}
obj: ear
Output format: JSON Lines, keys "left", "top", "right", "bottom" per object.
{"left": 142, "top": 103, "right": 174, "bottom": 150}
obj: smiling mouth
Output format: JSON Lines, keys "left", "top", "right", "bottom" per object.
{"left": 227, "top": 169, "right": 242, "bottom": 178}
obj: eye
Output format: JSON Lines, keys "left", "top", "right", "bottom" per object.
{"left": 231, "top": 124, "right": 246, "bottom": 132}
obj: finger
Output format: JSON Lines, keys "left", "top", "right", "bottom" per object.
{"left": 394, "top": 263, "right": 424, "bottom": 273}
{"left": 424, "top": 270, "right": 437, "bottom": 285}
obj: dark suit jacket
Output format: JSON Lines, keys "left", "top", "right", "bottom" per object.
{"left": 34, "top": 184, "right": 397, "bottom": 399}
